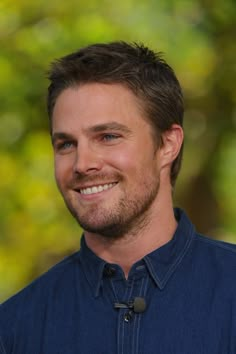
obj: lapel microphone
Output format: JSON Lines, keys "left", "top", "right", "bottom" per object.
{"left": 114, "top": 297, "right": 146, "bottom": 314}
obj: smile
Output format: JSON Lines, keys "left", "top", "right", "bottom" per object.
{"left": 79, "top": 183, "right": 117, "bottom": 195}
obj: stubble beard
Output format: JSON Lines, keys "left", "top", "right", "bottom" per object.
{"left": 64, "top": 175, "right": 160, "bottom": 240}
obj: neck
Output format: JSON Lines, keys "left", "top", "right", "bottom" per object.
{"left": 84, "top": 184, "right": 177, "bottom": 277}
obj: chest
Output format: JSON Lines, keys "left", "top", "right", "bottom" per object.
{"left": 11, "top": 277, "right": 236, "bottom": 354}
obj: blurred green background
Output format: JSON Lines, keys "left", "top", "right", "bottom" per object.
{"left": 0, "top": 0, "right": 236, "bottom": 302}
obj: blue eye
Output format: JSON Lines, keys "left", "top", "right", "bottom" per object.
{"left": 56, "top": 141, "right": 73, "bottom": 150}
{"left": 55, "top": 141, "right": 75, "bottom": 152}
{"left": 61, "top": 142, "right": 73, "bottom": 149}
{"left": 102, "top": 134, "right": 119, "bottom": 141}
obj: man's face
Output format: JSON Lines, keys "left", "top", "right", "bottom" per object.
{"left": 52, "top": 83, "right": 163, "bottom": 238}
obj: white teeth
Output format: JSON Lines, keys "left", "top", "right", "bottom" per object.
{"left": 80, "top": 183, "right": 116, "bottom": 195}
{"left": 91, "top": 187, "right": 97, "bottom": 193}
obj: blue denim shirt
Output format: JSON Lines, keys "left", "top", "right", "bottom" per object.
{"left": 1, "top": 209, "right": 236, "bottom": 354}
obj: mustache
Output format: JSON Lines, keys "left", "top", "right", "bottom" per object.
{"left": 68, "top": 172, "right": 122, "bottom": 188}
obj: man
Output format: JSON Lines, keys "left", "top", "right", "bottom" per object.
{"left": 0, "top": 42, "right": 236, "bottom": 354}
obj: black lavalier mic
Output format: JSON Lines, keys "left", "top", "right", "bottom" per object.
{"left": 114, "top": 297, "right": 146, "bottom": 313}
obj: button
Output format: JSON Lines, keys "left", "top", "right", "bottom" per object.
{"left": 136, "top": 265, "right": 145, "bottom": 271}
{"left": 103, "top": 266, "right": 116, "bottom": 277}
{"left": 124, "top": 312, "right": 132, "bottom": 322}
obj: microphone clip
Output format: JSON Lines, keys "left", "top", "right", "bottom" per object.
{"left": 114, "top": 297, "right": 146, "bottom": 315}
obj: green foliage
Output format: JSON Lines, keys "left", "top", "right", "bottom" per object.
{"left": 0, "top": 0, "right": 236, "bottom": 301}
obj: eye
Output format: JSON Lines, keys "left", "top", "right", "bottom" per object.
{"left": 102, "top": 134, "right": 120, "bottom": 142}
{"left": 54, "top": 140, "right": 75, "bottom": 153}
{"left": 61, "top": 141, "right": 73, "bottom": 149}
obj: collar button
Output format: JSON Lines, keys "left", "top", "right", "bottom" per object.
{"left": 103, "top": 266, "right": 116, "bottom": 277}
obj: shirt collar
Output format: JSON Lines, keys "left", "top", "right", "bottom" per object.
{"left": 79, "top": 237, "right": 107, "bottom": 297}
{"left": 79, "top": 208, "right": 195, "bottom": 297}
{"left": 143, "top": 208, "right": 195, "bottom": 289}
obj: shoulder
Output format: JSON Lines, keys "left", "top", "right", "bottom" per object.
{"left": 0, "top": 250, "right": 85, "bottom": 352}
{"left": 190, "top": 233, "right": 236, "bottom": 287}
{"left": 176, "top": 208, "right": 236, "bottom": 273}
{"left": 193, "top": 232, "right": 236, "bottom": 258}
{"left": 0, "top": 250, "right": 81, "bottom": 325}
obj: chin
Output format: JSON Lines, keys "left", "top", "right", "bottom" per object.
{"left": 75, "top": 215, "right": 128, "bottom": 239}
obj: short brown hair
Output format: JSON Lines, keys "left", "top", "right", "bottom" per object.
{"left": 47, "top": 41, "right": 184, "bottom": 186}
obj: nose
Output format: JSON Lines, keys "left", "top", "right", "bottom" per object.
{"left": 73, "top": 143, "right": 103, "bottom": 175}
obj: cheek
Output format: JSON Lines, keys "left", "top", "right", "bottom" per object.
{"left": 106, "top": 143, "right": 157, "bottom": 175}
{"left": 54, "top": 156, "right": 72, "bottom": 187}
{"left": 105, "top": 148, "right": 137, "bottom": 172}
{"left": 54, "top": 165, "right": 63, "bottom": 191}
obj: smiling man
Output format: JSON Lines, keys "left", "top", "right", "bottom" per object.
{"left": 1, "top": 42, "right": 236, "bottom": 354}
{"left": 51, "top": 82, "right": 182, "bottom": 273}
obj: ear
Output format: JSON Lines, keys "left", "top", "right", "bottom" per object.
{"left": 159, "top": 124, "right": 184, "bottom": 168}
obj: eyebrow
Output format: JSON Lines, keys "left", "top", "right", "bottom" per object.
{"left": 86, "top": 122, "right": 132, "bottom": 134}
{"left": 51, "top": 132, "right": 74, "bottom": 145}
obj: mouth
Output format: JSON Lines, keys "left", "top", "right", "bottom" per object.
{"left": 78, "top": 182, "right": 118, "bottom": 196}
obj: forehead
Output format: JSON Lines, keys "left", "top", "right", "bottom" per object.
{"left": 51, "top": 83, "right": 147, "bottom": 132}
